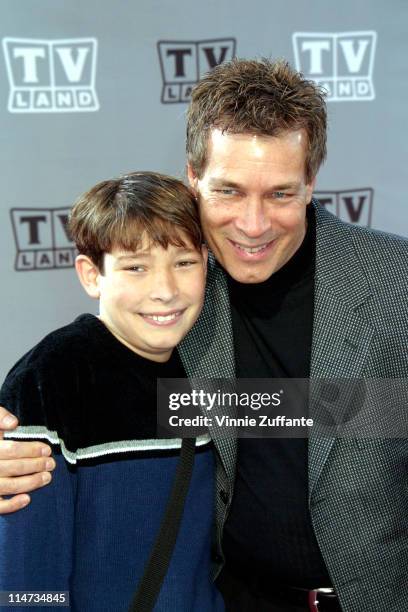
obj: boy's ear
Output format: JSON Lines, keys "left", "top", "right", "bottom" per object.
{"left": 75, "top": 255, "right": 101, "bottom": 299}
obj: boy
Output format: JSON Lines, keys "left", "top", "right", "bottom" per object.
{"left": 0, "top": 172, "right": 224, "bottom": 611}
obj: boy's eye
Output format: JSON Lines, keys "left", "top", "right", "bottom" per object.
{"left": 125, "top": 266, "right": 145, "bottom": 273}
{"left": 176, "top": 260, "right": 197, "bottom": 268}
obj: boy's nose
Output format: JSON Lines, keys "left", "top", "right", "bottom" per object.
{"left": 149, "top": 270, "right": 179, "bottom": 302}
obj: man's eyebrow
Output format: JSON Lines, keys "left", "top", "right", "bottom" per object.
{"left": 208, "top": 178, "right": 301, "bottom": 191}
{"left": 269, "top": 182, "right": 301, "bottom": 191}
{"left": 208, "top": 178, "right": 242, "bottom": 189}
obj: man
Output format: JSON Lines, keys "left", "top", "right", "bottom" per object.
{"left": 1, "top": 59, "right": 407, "bottom": 612}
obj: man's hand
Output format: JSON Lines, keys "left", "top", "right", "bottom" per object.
{"left": 0, "top": 406, "right": 55, "bottom": 514}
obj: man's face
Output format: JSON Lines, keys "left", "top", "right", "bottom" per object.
{"left": 188, "top": 129, "right": 315, "bottom": 283}
{"left": 97, "top": 236, "right": 207, "bottom": 362}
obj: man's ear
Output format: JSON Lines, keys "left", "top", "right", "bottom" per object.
{"left": 187, "top": 163, "right": 198, "bottom": 191}
{"left": 75, "top": 255, "right": 101, "bottom": 299}
{"left": 201, "top": 243, "right": 208, "bottom": 274}
{"left": 306, "top": 176, "right": 316, "bottom": 203}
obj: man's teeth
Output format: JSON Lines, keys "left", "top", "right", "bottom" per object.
{"left": 144, "top": 312, "right": 180, "bottom": 322}
{"left": 234, "top": 242, "right": 269, "bottom": 253}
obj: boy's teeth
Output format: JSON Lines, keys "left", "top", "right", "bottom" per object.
{"left": 145, "top": 312, "right": 179, "bottom": 322}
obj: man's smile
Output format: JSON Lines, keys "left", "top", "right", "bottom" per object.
{"left": 228, "top": 238, "right": 276, "bottom": 260}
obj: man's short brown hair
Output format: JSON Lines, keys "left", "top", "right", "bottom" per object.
{"left": 68, "top": 171, "right": 203, "bottom": 271}
{"left": 186, "top": 58, "right": 327, "bottom": 183}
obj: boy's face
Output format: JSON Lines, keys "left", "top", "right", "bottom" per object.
{"left": 96, "top": 235, "right": 207, "bottom": 362}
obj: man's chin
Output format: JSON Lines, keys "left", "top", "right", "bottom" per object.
{"left": 225, "top": 264, "right": 276, "bottom": 284}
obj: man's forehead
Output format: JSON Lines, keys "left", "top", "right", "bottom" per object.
{"left": 208, "top": 127, "right": 307, "bottom": 149}
{"left": 199, "top": 127, "right": 309, "bottom": 182}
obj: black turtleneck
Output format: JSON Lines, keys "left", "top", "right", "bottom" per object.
{"left": 222, "top": 205, "right": 332, "bottom": 587}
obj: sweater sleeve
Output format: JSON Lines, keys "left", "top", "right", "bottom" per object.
{"left": 0, "top": 360, "right": 77, "bottom": 601}
{"left": 0, "top": 454, "right": 76, "bottom": 597}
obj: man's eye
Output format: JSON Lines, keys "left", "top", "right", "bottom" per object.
{"left": 270, "top": 191, "right": 294, "bottom": 201}
{"left": 214, "top": 189, "right": 236, "bottom": 195}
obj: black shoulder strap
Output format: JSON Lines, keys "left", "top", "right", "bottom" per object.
{"left": 128, "top": 437, "right": 196, "bottom": 612}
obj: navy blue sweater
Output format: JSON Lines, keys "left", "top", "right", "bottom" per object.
{"left": 0, "top": 315, "right": 224, "bottom": 612}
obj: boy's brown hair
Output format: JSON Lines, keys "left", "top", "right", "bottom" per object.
{"left": 68, "top": 171, "right": 203, "bottom": 271}
{"left": 186, "top": 58, "right": 327, "bottom": 183}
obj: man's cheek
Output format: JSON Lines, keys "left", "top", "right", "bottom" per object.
{"left": 202, "top": 208, "right": 230, "bottom": 228}
{"left": 278, "top": 207, "right": 305, "bottom": 230}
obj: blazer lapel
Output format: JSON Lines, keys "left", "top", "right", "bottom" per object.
{"left": 308, "top": 202, "right": 375, "bottom": 497}
{"left": 179, "top": 253, "right": 237, "bottom": 487}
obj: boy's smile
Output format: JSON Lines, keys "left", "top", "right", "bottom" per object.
{"left": 139, "top": 309, "right": 186, "bottom": 326}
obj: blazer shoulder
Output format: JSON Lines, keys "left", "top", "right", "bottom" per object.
{"left": 315, "top": 202, "right": 407, "bottom": 282}
{"left": 348, "top": 221, "right": 408, "bottom": 251}
{"left": 348, "top": 224, "right": 408, "bottom": 286}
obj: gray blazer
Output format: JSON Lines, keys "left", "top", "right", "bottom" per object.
{"left": 179, "top": 201, "right": 408, "bottom": 612}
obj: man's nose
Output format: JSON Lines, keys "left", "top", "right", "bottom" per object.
{"left": 234, "top": 197, "right": 271, "bottom": 238}
{"left": 149, "top": 269, "right": 179, "bottom": 302}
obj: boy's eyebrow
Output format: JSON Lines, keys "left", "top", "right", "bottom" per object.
{"left": 174, "top": 247, "right": 198, "bottom": 254}
{"left": 115, "top": 247, "right": 198, "bottom": 261}
{"left": 115, "top": 253, "right": 151, "bottom": 262}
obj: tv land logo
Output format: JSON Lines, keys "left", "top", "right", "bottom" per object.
{"left": 293, "top": 31, "right": 376, "bottom": 101}
{"left": 315, "top": 189, "right": 373, "bottom": 227}
{"left": 10, "top": 208, "right": 75, "bottom": 271}
{"left": 2, "top": 38, "right": 99, "bottom": 113}
{"left": 157, "top": 38, "right": 236, "bottom": 103}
